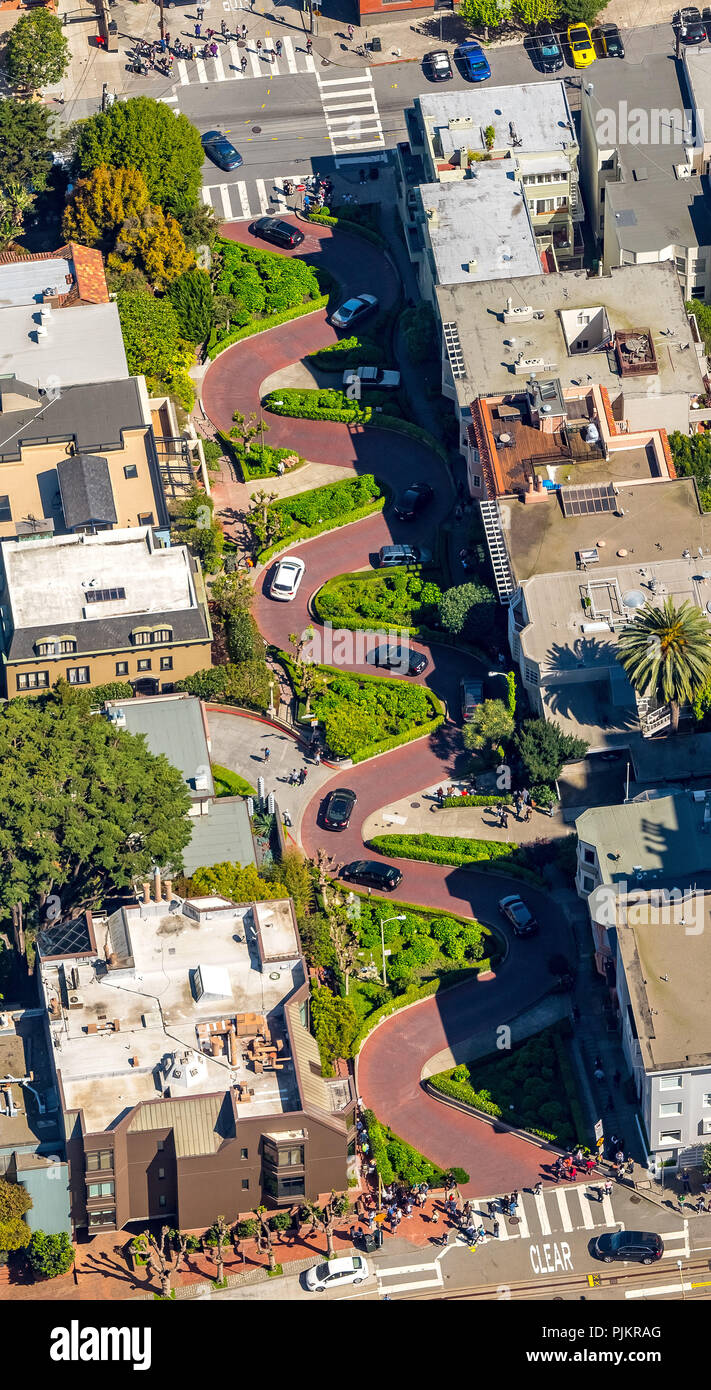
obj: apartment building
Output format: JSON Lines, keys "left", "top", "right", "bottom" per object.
{"left": 36, "top": 885, "right": 352, "bottom": 1234}
{"left": 580, "top": 53, "right": 711, "bottom": 301}
{"left": 404, "top": 82, "right": 582, "bottom": 268}
{"left": 0, "top": 526, "right": 212, "bottom": 698}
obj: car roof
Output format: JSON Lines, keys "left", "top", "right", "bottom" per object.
{"left": 613, "top": 1230, "right": 661, "bottom": 1245}
{"left": 323, "top": 1256, "right": 363, "bottom": 1274}
{"left": 329, "top": 787, "right": 356, "bottom": 800}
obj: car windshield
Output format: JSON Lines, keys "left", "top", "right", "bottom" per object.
{"left": 541, "top": 42, "right": 559, "bottom": 53}
{"left": 313, "top": 1262, "right": 330, "bottom": 1280}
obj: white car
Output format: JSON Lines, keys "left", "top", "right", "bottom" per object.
{"left": 305, "top": 1254, "right": 370, "bottom": 1292}
{"left": 343, "top": 366, "right": 401, "bottom": 389}
{"left": 269, "top": 555, "right": 305, "bottom": 601}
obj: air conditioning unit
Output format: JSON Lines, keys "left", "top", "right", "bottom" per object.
{"left": 675, "top": 163, "right": 695, "bottom": 180}
{"left": 703, "top": 1118, "right": 711, "bottom": 1134}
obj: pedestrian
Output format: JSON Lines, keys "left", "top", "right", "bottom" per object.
{"left": 241, "top": 22, "right": 247, "bottom": 38}
{"left": 300, "top": 767, "right": 308, "bottom": 785}
{"left": 603, "top": 1179, "right": 613, "bottom": 1200}
{"left": 615, "top": 1148, "right": 624, "bottom": 1167}
{"left": 348, "top": 23, "right": 354, "bottom": 39}
{"left": 405, "top": 1201, "right": 413, "bottom": 1218}
{"left": 221, "top": 18, "right": 228, "bottom": 37}
{"left": 493, "top": 1216, "right": 500, "bottom": 1238}
{"left": 306, "top": 36, "right": 313, "bottom": 53}
{"left": 276, "top": 37, "right": 282, "bottom": 56}
{"left": 197, "top": 4, "right": 204, "bottom": 18}
{"left": 430, "top": 1206, "right": 439, "bottom": 1227}
{"left": 165, "top": 31, "right": 170, "bottom": 45}
{"left": 195, "top": 21, "right": 201, "bottom": 38}
{"left": 349, "top": 1221, "right": 358, "bottom": 1243}
{"left": 574, "top": 1148, "right": 584, "bottom": 1165}
{"left": 368, "top": 1209, "right": 375, "bottom": 1231}
{"left": 682, "top": 1169, "right": 691, "bottom": 1193}
{"left": 585, "top": 1156, "right": 596, "bottom": 1175}
{"left": 314, "top": 750, "right": 321, "bottom": 765}
{"left": 241, "top": 54, "right": 248, "bottom": 71}
{"left": 625, "top": 1158, "right": 634, "bottom": 1178}
{"left": 207, "top": 26, "right": 214, "bottom": 39}
{"left": 210, "top": 41, "right": 218, "bottom": 56}
{"left": 263, "top": 746, "right": 271, "bottom": 762}
{"left": 476, "top": 1224, "right": 487, "bottom": 1244}
{"left": 256, "top": 37, "right": 262, "bottom": 51}
{"left": 359, "top": 167, "right": 367, "bottom": 185}
{"left": 679, "top": 1191, "right": 687, "bottom": 1213}
{"left": 188, "top": 42, "right": 195, "bottom": 59}
{"left": 533, "top": 1180, "right": 542, "bottom": 1197}
{"left": 524, "top": 805, "right": 532, "bottom": 822}
{"left": 569, "top": 1163, "right": 577, "bottom": 1182}
{"left": 501, "top": 810, "right": 509, "bottom": 830}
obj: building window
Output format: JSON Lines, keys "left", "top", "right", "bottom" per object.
{"left": 160, "top": 656, "right": 173, "bottom": 671}
{"left": 241, "top": 1179, "right": 249, "bottom": 1190}
{"left": 158, "top": 1167, "right": 165, "bottom": 1179}
{"left": 600, "top": 157, "right": 615, "bottom": 171}
{"left": 87, "top": 1180, "right": 114, "bottom": 1198}
{"left": 692, "top": 286, "right": 705, "bottom": 298}
{"left": 524, "top": 663, "right": 539, "bottom": 686}
{"left": 152, "top": 629, "right": 172, "bottom": 644}
{"left": 88, "top": 1208, "right": 116, "bottom": 1228}
{"left": 86, "top": 1149, "right": 113, "bottom": 1172}
{"left": 137, "top": 658, "right": 152, "bottom": 672}
{"left": 263, "top": 1140, "right": 304, "bottom": 1168}
{"left": 159, "top": 1194, "right": 166, "bottom": 1208}
{"left": 659, "top": 1103, "right": 682, "bottom": 1117}
{"left": 116, "top": 661, "right": 129, "bottom": 676}
{"left": 660, "top": 1075, "right": 683, "bottom": 1090}
{"left": 124, "top": 464, "right": 139, "bottom": 479}
{"left": 67, "top": 667, "right": 90, "bottom": 684}
{"left": 240, "top": 1148, "right": 248, "bottom": 1160}
{"left": 278, "top": 1176, "right": 305, "bottom": 1195}
{"left": 132, "top": 629, "right": 152, "bottom": 646}
{"left": 658, "top": 1130, "right": 682, "bottom": 1144}
{"left": 37, "top": 639, "right": 75, "bottom": 656}
{"left": 157, "top": 1140, "right": 165, "bottom": 1151}
{"left": 582, "top": 875, "right": 594, "bottom": 893}
{"left": 17, "top": 671, "right": 49, "bottom": 690}
{"left": 0, "top": 495, "right": 11, "bottom": 523}
{"left": 138, "top": 512, "right": 155, "bottom": 527}
{"left": 675, "top": 257, "right": 686, "bottom": 272}
{"left": 583, "top": 848, "right": 595, "bottom": 865}
{"left": 470, "top": 474, "right": 481, "bottom": 490}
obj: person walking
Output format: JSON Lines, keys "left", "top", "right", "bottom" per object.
{"left": 276, "top": 37, "right": 282, "bottom": 56}
{"left": 524, "top": 804, "right": 532, "bottom": 823}
{"left": 165, "top": 31, "right": 171, "bottom": 46}
{"left": 256, "top": 37, "right": 262, "bottom": 52}
{"left": 679, "top": 1190, "right": 687, "bottom": 1215}
{"left": 306, "top": 35, "right": 313, "bottom": 53}
{"left": 682, "top": 1169, "right": 691, "bottom": 1193}
{"left": 263, "top": 746, "right": 271, "bottom": 763}
{"left": 241, "top": 54, "right": 248, "bottom": 71}
{"left": 585, "top": 1156, "right": 596, "bottom": 1176}
{"left": 492, "top": 1216, "right": 500, "bottom": 1239}
{"left": 533, "top": 1180, "right": 542, "bottom": 1198}
{"left": 348, "top": 23, "right": 354, "bottom": 39}
{"left": 603, "top": 1179, "right": 613, "bottom": 1201}
{"left": 221, "top": 18, "right": 228, "bottom": 39}
{"left": 195, "top": 21, "right": 201, "bottom": 38}
{"left": 300, "top": 767, "right": 308, "bottom": 786}
{"left": 197, "top": 4, "right": 204, "bottom": 18}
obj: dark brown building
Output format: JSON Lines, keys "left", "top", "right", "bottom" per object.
{"left": 38, "top": 889, "right": 353, "bottom": 1236}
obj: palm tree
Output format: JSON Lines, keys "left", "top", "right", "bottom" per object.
{"left": 616, "top": 597, "right": 711, "bottom": 732}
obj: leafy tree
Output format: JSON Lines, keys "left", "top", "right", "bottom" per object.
{"left": 226, "top": 610, "right": 259, "bottom": 663}
{"left": 6, "top": 9, "right": 69, "bottom": 92}
{"left": 0, "top": 1176, "right": 31, "bottom": 1252}
{"left": 561, "top": 0, "right": 606, "bottom": 22}
{"left": 298, "top": 910, "right": 336, "bottom": 969}
{"left": 438, "top": 582, "right": 496, "bottom": 639}
{"left": 515, "top": 718, "right": 588, "bottom": 786}
{"left": 177, "top": 200, "right": 219, "bottom": 251}
{"left": 75, "top": 98, "right": 204, "bottom": 212}
{"left": 668, "top": 428, "right": 711, "bottom": 511}
{"left": 168, "top": 267, "right": 214, "bottom": 343}
{"left": 0, "top": 182, "right": 33, "bottom": 253}
{"left": 512, "top": 0, "right": 561, "bottom": 23}
{"left": 176, "top": 661, "right": 271, "bottom": 711}
{"left": 117, "top": 290, "right": 195, "bottom": 404}
{"left": 0, "top": 695, "right": 192, "bottom": 917}
{"left": 400, "top": 304, "right": 437, "bottom": 365}
{"left": 187, "top": 861, "right": 287, "bottom": 903}
{"left": 459, "top": 0, "right": 512, "bottom": 30}
{"left": 210, "top": 570, "right": 252, "bottom": 619}
{"left": 62, "top": 165, "right": 150, "bottom": 248}
{"left": 311, "top": 986, "right": 358, "bottom": 1075}
{"left": 272, "top": 848, "right": 314, "bottom": 916}
{"left": 0, "top": 99, "right": 53, "bottom": 197}
{"left": 26, "top": 1231, "right": 75, "bottom": 1278}
{"left": 109, "top": 204, "right": 193, "bottom": 291}
{"left": 463, "top": 699, "right": 514, "bottom": 755}
{"left": 616, "top": 597, "right": 711, "bottom": 732}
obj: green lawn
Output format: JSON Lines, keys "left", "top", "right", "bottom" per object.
{"left": 211, "top": 764, "right": 256, "bottom": 798}
{"left": 294, "top": 665, "right": 444, "bottom": 761}
{"left": 314, "top": 568, "right": 442, "bottom": 633}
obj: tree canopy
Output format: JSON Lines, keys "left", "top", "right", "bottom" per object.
{"left": 0, "top": 99, "right": 54, "bottom": 195}
{"left": 515, "top": 718, "right": 588, "bottom": 786}
{"left": 74, "top": 98, "right": 204, "bottom": 212}
{"left": 108, "top": 204, "right": 193, "bottom": 291}
{"left": 462, "top": 699, "right": 514, "bottom": 754}
{"left": 62, "top": 165, "right": 150, "bottom": 248}
{"left": 0, "top": 1176, "right": 31, "bottom": 1253}
{"left": 186, "top": 861, "right": 287, "bottom": 902}
{"left": 26, "top": 1231, "right": 75, "bottom": 1278}
{"left": 6, "top": 9, "right": 69, "bottom": 92}
{"left": 116, "top": 291, "right": 195, "bottom": 406}
{"left": 438, "top": 582, "right": 496, "bottom": 640}
{"left": 0, "top": 694, "right": 192, "bottom": 917}
{"left": 668, "top": 429, "right": 711, "bottom": 511}
{"left": 168, "top": 267, "right": 215, "bottom": 343}
{"left": 616, "top": 597, "right": 711, "bottom": 731}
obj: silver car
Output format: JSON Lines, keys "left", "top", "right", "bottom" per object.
{"left": 331, "top": 293, "right": 378, "bottom": 329}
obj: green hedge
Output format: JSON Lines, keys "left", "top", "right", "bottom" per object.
{"left": 363, "top": 1109, "right": 469, "bottom": 1188}
{"left": 439, "top": 793, "right": 513, "bottom": 808}
{"left": 211, "top": 764, "right": 256, "bottom": 798}
{"left": 257, "top": 475, "right": 386, "bottom": 563}
{"left": 217, "top": 431, "right": 306, "bottom": 481}
{"left": 264, "top": 385, "right": 372, "bottom": 424}
{"left": 283, "top": 654, "right": 444, "bottom": 762}
{"left": 366, "top": 833, "right": 520, "bottom": 867}
{"left": 430, "top": 1075, "right": 558, "bottom": 1144}
{"left": 207, "top": 295, "right": 328, "bottom": 359}
{"left": 347, "top": 712, "right": 444, "bottom": 766}
{"left": 308, "top": 335, "right": 384, "bottom": 371}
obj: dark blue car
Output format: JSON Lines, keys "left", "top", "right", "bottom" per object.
{"left": 455, "top": 41, "right": 491, "bottom": 81}
{"left": 202, "top": 130, "right": 243, "bottom": 172}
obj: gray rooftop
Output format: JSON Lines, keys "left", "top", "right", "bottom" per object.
{"left": 586, "top": 53, "right": 692, "bottom": 175}
{"left": 617, "top": 893, "right": 711, "bottom": 1071}
{"left": 110, "top": 695, "right": 215, "bottom": 800}
{"left": 606, "top": 177, "right": 711, "bottom": 255}
{"left": 0, "top": 257, "right": 73, "bottom": 309}
{"left": 182, "top": 799, "right": 256, "bottom": 875}
{"left": 0, "top": 377, "right": 151, "bottom": 462}
{"left": 576, "top": 793, "right": 711, "bottom": 885}
{"left": 683, "top": 44, "right": 711, "bottom": 149}
{"left": 417, "top": 164, "right": 541, "bottom": 285}
{"left": 417, "top": 81, "right": 575, "bottom": 159}
{"left": 57, "top": 453, "right": 118, "bottom": 531}
{"left": 0, "top": 301, "right": 128, "bottom": 390}
{"left": 435, "top": 263, "right": 704, "bottom": 403}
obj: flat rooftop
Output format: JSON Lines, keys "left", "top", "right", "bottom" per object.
{"left": 617, "top": 892, "right": 711, "bottom": 1071}
{"left": 417, "top": 81, "right": 575, "bottom": 159}
{"left": 435, "top": 263, "right": 704, "bottom": 404}
{"left": 44, "top": 896, "right": 305, "bottom": 1132}
{"left": 0, "top": 378, "right": 150, "bottom": 462}
{"left": 0, "top": 256, "right": 73, "bottom": 308}
{"left": 2, "top": 528, "right": 196, "bottom": 629}
{"left": 109, "top": 695, "right": 215, "bottom": 799}
{"left": 576, "top": 793, "right": 711, "bottom": 886}
{"left": 606, "top": 177, "right": 711, "bottom": 258}
{"left": 586, "top": 52, "right": 691, "bottom": 173}
{"left": 684, "top": 44, "right": 711, "bottom": 149}
{"left": 0, "top": 302, "right": 128, "bottom": 390}
{"left": 182, "top": 799, "right": 256, "bottom": 875}
{"left": 417, "top": 165, "right": 541, "bottom": 285}
{"left": 504, "top": 476, "right": 711, "bottom": 583}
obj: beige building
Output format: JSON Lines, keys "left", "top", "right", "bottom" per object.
{"left": 0, "top": 527, "right": 212, "bottom": 698}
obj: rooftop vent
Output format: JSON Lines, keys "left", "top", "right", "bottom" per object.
{"left": 503, "top": 298, "right": 535, "bottom": 324}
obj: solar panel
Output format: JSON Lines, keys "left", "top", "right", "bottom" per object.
{"left": 85, "top": 587, "right": 126, "bottom": 603}
{"left": 560, "top": 483, "right": 616, "bottom": 518}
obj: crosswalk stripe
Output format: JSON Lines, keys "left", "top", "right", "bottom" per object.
{"left": 324, "top": 107, "right": 380, "bottom": 123}
{"left": 601, "top": 1192, "right": 615, "bottom": 1225}
{"left": 229, "top": 41, "right": 243, "bottom": 77}
{"left": 553, "top": 1188, "right": 574, "bottom": 1232}
{"left": 213, "top": 48, "right": 226, "bottom": 80}
{"left": 575, "top": 1187, "right": 596, "bottom": 1230}
{"left": 534, "top": 1191, "right": 551, "bottom": 1235}
{"left": 318, "top": 70, "right": 372, "bottom": 85}
{"left": 322, "top": 91, "right": 377, "bottom": 106}
{"left": 515, "top": 1203, "right": 530, "bottom": 1238}
{"left": 255, "top": 178, "right": 270, "bottom": 214}
{"left": 200, "top": 186, "right": 210, "bottom": 207}
{"left": 304, "top": 53, "right": 316, "bottom": 72}
{"left": 248, "top": 47, "right": 261, "bottom": 78}
{"left": 219, "top": 184, "right": 233, "bottom": 220}
{"left": 284, "top": 35, "right": 297, "bottom": 73}
{"left": 178, "top": 58, "right": 189, "bottom": 85}
{"left": 332, "top": 140, "right": 386, "bottom": 153}
{"left": 237, "top": 182, "right": 251, "bottom": 218}
{"left": 196, "top": 56, "right": 208, "bottom": 82}
{"left": 264, "top": 44, "right": 280, "bottom": 75}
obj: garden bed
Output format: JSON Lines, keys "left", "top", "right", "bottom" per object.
{"left": 366, "top": 832, "right": 521, "bottom": 868}
{"left": 264, "top": 385, "right": 403, "bottom": 424}
{"left": 216, "top": 431, "right": 307, "bottom": 481}
{"left": 314, "top": 567, "right": 443, "bottom": 634}
{"left": 364, "top": 1108, "right": 469, "bottom": 1188}
{"left": 288, "top": 663, "right": 444, "bottom": 761}
{"left": 307, "top": 334, "right": 385, "bottom": 372}
{"left": 257, "top": 473, "right": 386, "bottom": 563}
{"left": 211, "top": 764, "right": 256, "bottom": 798}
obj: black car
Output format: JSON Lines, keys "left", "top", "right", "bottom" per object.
{"left": 201, "top": 130, "right": 243, "bottom": 172}
{"left": 593, "top": 1231, "right": 663, "bottom": 1265}
{"left": 366, "top": 644, "right": 428, "bottom": 676}
{"left": 595, "top": 22, "right": 625, "bottom": 56}
{"left": 423, "top": 49, "right": 453, "bottom": 81}
{"left": 394, "top": 482, "right": 434, "bottom": 521}
{"left": 533, "top": 26, "right": 564, "bottom": 71}
{"left": 673, "top": 7, "right": 706, "bottom": 42}
{"left": 341, "top": 860, "right": 403, "bottom": 891}
{"left": 253, "top": 216, "right": 304, "bottom": 249}
{"left": 321, "top": 788, "right": 357, "bottom": 831}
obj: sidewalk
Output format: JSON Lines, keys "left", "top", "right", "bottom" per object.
{"left": 361, "top": 781, "right": 570, "bottom": 846}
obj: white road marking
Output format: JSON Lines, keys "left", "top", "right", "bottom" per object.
{"left": 284, "top": 35, "right": 298, "bottom": 73}
{"left": 575, "top": 1188, "right": 596, "bottom": 1230}
{"left": 255, "top": 178, "right": 270, "bottom": 214}
{"left": 237, "top": 182, "right": 251, "bottom": 218}
{"left": 219, "top": 184, "right": 233, "bottom": 220}
{"left": 534, "top": 1191, "right": 551, "bottom": 1235}
{"left": 554, "top": 1188, "right": 574, "bottom": 1233}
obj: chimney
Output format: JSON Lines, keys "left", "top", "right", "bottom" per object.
{"left": 142, "top": 882, "right": 151, "bottom": 904}
{"left": 164, "top": 879, "right": 173, "bottom": 902}
{"left": 228, "top": 1027, "right": 238, "bottom": 1066}
{"left": 153, "top": 866, "right": 162, "bottom": 903}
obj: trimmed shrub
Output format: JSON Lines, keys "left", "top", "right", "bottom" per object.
{"left": 366, "top": 833, "right": 520, "bottom": 867}
{"left": 208, "top": 295, "right": 328, "bottom": 358}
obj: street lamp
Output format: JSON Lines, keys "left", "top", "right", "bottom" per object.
{"left": 379, "top": 915, "right": 405, "bottom": 986}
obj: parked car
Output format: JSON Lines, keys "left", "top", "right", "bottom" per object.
{"left": 532, "top": 26, "right": 564, "bottom": 71}
{"left": 595, "top": 21, "right": 625, "bottom": 57}
{"left": 592, "top": 1231, "right": 663, "bottom": 1265}
{"left": 376, "top": 543, "right": 430, "bottom": 568}
{"left": 330, "top": 294, "right": 378, "bottom": 329}
{"left": 366, "top": 644, "right": 428, "bottom": 676}
{"left": 343, "top": 366, "right": 401, "bottom": 389}
{"left": 567, "top": 22, "right": 597, "bottom": 67}
{"left": 499, "top": 894, "right": 539, "bottom": 938}
{"left": 341, "top": 860, "right": 403, "bottom": 891}
{"left": 423, "top": 48, "right": 453, "bottom": 80}
{"left": 673, "top": 7, "right": 706, "bottom": 42}
{"left": 394, "top": 482, "right": 434, "bottom": 521}
{"left": 201, "top": 130, "right": 243, "bottom": 172}
{"left": 253, "top": 216, "right": 304, "bottom": 249}
{"left": 305, "top": 1254, "right": 370, "bottom": 1291}
{"left": 269, "top": 555, "right": 305, "bottom": 601}
{"left": 454, "top": 41, "right": 491, "bottom": 81}
{"left": 321, "top": 788, "right": 357, "bottom": 831}
{"left": 460, "top": 678, "right": 484, "bottom": 721}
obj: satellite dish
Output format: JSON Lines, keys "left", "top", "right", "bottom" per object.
{"left": 623, "top": 590, "right": 646, "bottom": 609}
